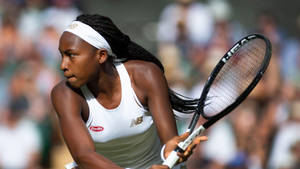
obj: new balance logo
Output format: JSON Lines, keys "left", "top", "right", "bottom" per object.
{"left": 130, "top": 116, "right": 143, "bottom": 127}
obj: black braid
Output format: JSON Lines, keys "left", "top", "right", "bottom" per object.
{"left": 76, "top": 14, "right": 199, "bottom": 114}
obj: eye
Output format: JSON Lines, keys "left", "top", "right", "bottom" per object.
{"left": 65, "top": 51, "right": 77, "bottom": 58}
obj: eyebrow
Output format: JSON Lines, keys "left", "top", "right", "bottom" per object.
{"left": 59, "top": 48, "right": 76, "bottom": 53}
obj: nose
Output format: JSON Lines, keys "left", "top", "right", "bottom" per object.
{"left": 60, "top": 56, "right": 69, "bottom": 72}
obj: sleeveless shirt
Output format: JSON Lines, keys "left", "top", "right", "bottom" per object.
{"left": 80, "top": 63, "right": 163, "bottom": 169}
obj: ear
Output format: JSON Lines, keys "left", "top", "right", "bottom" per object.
{"left": 96, "top": 49, "right": 109, "bottom": 64}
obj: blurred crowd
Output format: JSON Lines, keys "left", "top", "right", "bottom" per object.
{"left": 0, "top": 0, "right": 81, "bottom": 168}
{"left": 0, "top": 0, "right": 299, "bottom": 169}
{"left": 157, "top": 0, "right": 300, "bottom": 169}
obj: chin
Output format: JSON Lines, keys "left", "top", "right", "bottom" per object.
{"left": 66, "top": 79, "right": 84, "bottom": 89}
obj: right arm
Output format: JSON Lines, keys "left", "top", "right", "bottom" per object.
{"left": 51, "top": 81, "right": 122, "bottom": 169}
{"left": 51, "top": 81, "right": 204, "bottom": 169}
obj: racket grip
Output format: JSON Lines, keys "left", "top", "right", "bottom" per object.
{"left": 162, "top": 151, "right": 179, "bottom": 168}
{"left": 162, "top": 125, "right": 205, "bottom": 168}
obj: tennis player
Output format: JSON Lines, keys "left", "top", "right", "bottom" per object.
{"left": 51, "top": 14, "right": 207, "bottom": 169}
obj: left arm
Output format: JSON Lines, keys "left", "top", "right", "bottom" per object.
{"left": 127, "top": 61, "right": 178, "bottom": 143}
{"left": 127, "top": 61, "right": 207, "bottom": 165}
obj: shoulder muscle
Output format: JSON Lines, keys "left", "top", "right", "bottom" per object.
{"left": 51, "top": 80, "right": 83, "bottom": 118}
{"left": 124, "top": 60, "right": 168, "bottom": 100}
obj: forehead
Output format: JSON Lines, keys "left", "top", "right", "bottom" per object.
{"left": 59, "top": 32, "right": 92, "bottom": 51}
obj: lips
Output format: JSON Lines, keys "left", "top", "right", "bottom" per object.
{"left": 64, "top": 74, "right": 75, "bottom": 80}
{"left": 64, "top": 73, "right": 74, "bottom": 78}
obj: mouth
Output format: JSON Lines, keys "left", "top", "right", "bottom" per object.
{"left": 65, "top": 75, "right": 76, "bottom": 81}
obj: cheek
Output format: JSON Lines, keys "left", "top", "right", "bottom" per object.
{"left": 77, "top": 60, "right": 99, "bottom": 82}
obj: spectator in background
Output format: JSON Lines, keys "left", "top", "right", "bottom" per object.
{"left": 246, "top": 10, "right": 283, "bottom": 168}
{"left": 42, "top": 0, "right": 81, "bottom": 34}
{"left": 0, "top": 11, "right": 34, "bottom": 119}
{"left": 156, "top": 0, "right": 215, "bottom": 138}
{"left": 289, "top": 140, "right": 300, "bottom": 169}
{"left": 267, "top": 100, "right": 300, "bottom": 169}
{"left": 36, "top": 23, "right": 61, "bottom": 70}
{"left": 18, "top": 0, "right": 48, "bottom": 42}
{"left": 0, "top": 11, "right": 33, "bottom": 63}
{"left": 255, "top": 10, "right": 285, "bottom": 53}
{"left": 279, "top": 14, "right": 300, "bottom": 99}
{"left": 157, "top": 0, "right": 214, "bottom": 91}
{"left": 18, "top": 0, "right": 66, "bottom": 69}
{"left": 0, "top": 95, "right": 41, "bottom": 169}
{"left": 157, "top": 0, "right": 214, "bottom": 46}
{"left": 196, "top": 100, "right": 261, "bottom": 169}
{"left": 0, "top": 1, "right": 77, "bottom": 168}
{"left": 8, "top": 57, "right": 60, "bottom": 168}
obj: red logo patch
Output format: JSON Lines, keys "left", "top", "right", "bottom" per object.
{"left": 89, "top": 126, "right": 104, "bottom": 132}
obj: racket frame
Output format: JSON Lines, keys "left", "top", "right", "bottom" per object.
{"left": 191, "top": 33, "right": 271, "bottom": 131}
{"left": 163, "top": 33, "right": 272, "bottom": 168}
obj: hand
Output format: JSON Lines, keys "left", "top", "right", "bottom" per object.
{"left": 163, "top": 132, "right": 208, "bottom": 164}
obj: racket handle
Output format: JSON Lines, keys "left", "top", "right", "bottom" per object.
{"left": 162, "top": 125, "right": 205, "bottom": 168}
{"left": 181, "top": 125, "right": 205, "bottom": 150}
{"left": 162, "top": 151, "right": 180, "bottom": 168}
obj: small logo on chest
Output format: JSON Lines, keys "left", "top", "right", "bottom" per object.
{"left": 89, "top": 126, "right": 104, "bottom": 132}
{"left": 130, "top": 116, "right": 143, "bottom": 127}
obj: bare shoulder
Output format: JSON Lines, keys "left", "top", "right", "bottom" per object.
{"left": 124, "top": 60, "right": 165, "bottom": 82}
{"left": 51, "top": 80, "right": 83, "bottom": 117}
{"left": 123, "top": 60, "right": 168, "bottom": 100}
{"left": 51, "top": 80, "right": 80, "bottom": 100}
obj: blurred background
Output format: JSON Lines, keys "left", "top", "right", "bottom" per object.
{"left": 0, "top": 0, "right": 299, "bottom": 169}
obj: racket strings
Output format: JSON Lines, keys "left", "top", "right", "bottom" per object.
{"left": 204, "top": 39, "right": 266, "bottom": 117}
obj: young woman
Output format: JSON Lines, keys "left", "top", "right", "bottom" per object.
{"left": 51, "top": 14, "right": 206, "bottom": 169}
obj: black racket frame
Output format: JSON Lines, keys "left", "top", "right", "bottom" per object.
{"left": 188, "top": 33, "right": 272, "bottom": 132}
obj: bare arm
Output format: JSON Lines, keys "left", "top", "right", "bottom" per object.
{"left": 127, "top": 61, "right": 178, "bottom": 144}
{"left": 128, "top": 61, "right": 208, "bottom": 164}
{"left": 51, "top": 81, "right": 122, "bottom": 169}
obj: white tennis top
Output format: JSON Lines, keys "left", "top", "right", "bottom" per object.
{"left": 80, "top": 63, "right": 162, "bottom": 169}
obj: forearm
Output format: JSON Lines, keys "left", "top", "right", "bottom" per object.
{"left": 74, "top": 151, "right": 123, "bottom": 169}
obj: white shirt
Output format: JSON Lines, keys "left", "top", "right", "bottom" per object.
{"left": 0, "top": 119, "right": 41, "bottom": 169}
{"left": 80, "top": 63, "right": 162, "bottom": 169}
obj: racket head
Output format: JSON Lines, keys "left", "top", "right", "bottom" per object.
{"left": 191, "top": 34, "right": 271, "bottom": 131}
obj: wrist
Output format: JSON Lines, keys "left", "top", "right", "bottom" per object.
{"left": 160, "top": 144, "right": 166, "bottom": 161}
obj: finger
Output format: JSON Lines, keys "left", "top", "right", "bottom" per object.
{"left": 180, "top": 136, "right": 208, "bottom": 160}
{"left": 194, "top": 136, "right": 208, "bottom": 144}
{"left": 183, "top": 144, "right": 195, "bottom": 157}
{"left": 187, "top": 136, "right": 208, "bottom": 152}
{"left": 176, "top": 144, "right": 195, "bottom": 162}
{"left": 176, "top": 136, "right": 208, "bottom": 163}
{"left": 178, "top": 132, "right": 190, "bottom": 140}
{"left": 176, "top": 152, "right": 188, "bottom": 163}
{"left": 151, "top": 164, "right": 169, "bottom": 169}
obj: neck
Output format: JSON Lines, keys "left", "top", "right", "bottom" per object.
{"left": 87, "top": 62, "right": 120, "bottom": 98}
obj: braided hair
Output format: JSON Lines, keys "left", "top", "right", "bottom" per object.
{"left": 76, "top": 14, "right": 199, "bottom": 114}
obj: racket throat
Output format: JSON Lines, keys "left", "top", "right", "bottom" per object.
{"left": 188, "top": 113, "right": 200, "bottom": 132}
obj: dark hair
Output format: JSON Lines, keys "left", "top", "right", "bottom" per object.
{"left": 9, "top": 95, "right": 29, "bottom": 117}
{"left": 76, "top": 14, "right": 199, "bottom": 114}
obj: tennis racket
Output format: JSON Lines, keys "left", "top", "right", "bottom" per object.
{"left": 162, "top": 33, "right": 272, "bottom": 168}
